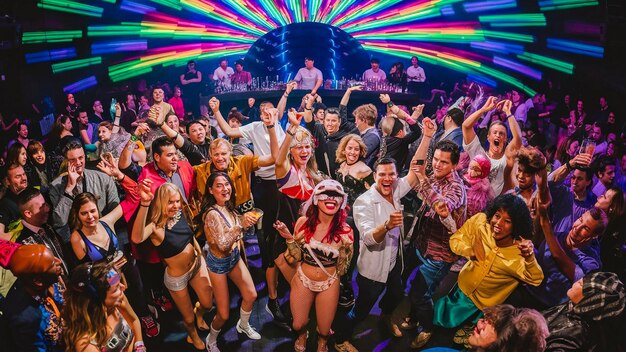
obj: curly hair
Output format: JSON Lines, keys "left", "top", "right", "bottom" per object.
{"left": 487, "top": 307, "right": 548, "bottom": 352}
{"left": 485, "top": 194, "right": 532, "bottom": 240}
{"left": 516, "top": 146, "right": 547, "bottom": 174}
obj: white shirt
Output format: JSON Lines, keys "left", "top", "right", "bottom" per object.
{"left": 407, "top": 65, "right": 426, "bottom": 82}
{"left": 239, "top": 122, "right": 285, "bottom": 180}
{"left": 464, "top": 135, "right": 507, "bottom": 196}
{"left": 353, "top": 177, "right": 411, "bottom": 283}
{"left": 294, "top": 67, "right": 323, "bottom": 90}
{"left": 362, "top": 68, "right": 386, "bottom": 81}
{"left": 213, "top": 66, "right": 234, "bottom": 86}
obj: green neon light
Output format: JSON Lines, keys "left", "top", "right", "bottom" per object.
{"left": 353, "top": 32, "right": 484, "bottom": 43}
{"left": 539, "top": 0, "right": 598, "bottom": 11}
{"left": 517, "top": 52, "right": 574, "bottom": 74}
{"left": 479, "top": 14, "right": 546, "bottom": 27}
{"left": 38, "top": 0, "right": 103, "bottom": 17}
{"left": 52, "top": 57, "right": 102, "bottom": 73}
{"left": 22, "top": 30, "right": 82, "bottom": 44}
{"left": 148, "top": 0, "right": 182, "bottom": 11}
{"left": 482, "top": 30, "right": 535, "bottom": 43}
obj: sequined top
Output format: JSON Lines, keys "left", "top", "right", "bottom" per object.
{"left": 335, "top": 170, "right": 374, "bottom": 207}
{"left": 203, "top": 205, "right": 243, "bottom": 257}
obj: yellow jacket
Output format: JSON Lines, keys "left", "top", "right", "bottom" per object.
{"left": 450, "top": 213, "right": 544, "bottom": 310}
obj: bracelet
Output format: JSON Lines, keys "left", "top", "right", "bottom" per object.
{"left": 383, "top": 221, "right": 390, "bottom": 231}
{"left": 304, "top": 107, "right": 312, "bottom": 111}
{"left": 565, "top": 161, "right": 573, "bottom": 170}
{"left": 174, "top": 132, "right": 179, "bottom": 140}
{"left": 506, "top": 114, "right": 514, "bottom": 119}
{"left": 140, "top": 203, "right": 151, "bottom": 207}
{"left": 286, "top": 130, "right": 295, "bottom": 137}
{"left": 113, "top": 123, "right": 120, "bottom": 127}
{"left": 415, "top": 159, "right": 425, "bottom": 166}
{"left": 266, "top": 123, "right": 275, "bottom": 129}
{"left": 387, "top": 102, "right": 394, "bottom": 108}
{"left": 115, "top": 115, "right": 121, "bottom": 118}
{"left": 134, "top": 341, "right": 146, "bottom": 352}
{"left": 283, "top": 93, "right": 289, "bottom": 98}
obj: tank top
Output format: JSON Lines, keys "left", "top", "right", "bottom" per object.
{"left": 78, "top": 221, "right": 119, "bottom": 263}
{"left": 277, "top": 165, "right": 315, "bottom": 201}
{"left": 90, "top": 310, "right": 134, "bottom": 352}
{"left": 156, "top": 212, "right": 193, "bottom": 259}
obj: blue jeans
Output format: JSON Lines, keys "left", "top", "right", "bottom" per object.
{"left": 409, "top": 250, "right": 453, "bottom": 330}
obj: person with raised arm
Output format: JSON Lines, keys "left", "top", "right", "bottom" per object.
{"left": 462, "top": 97, "right": 522, "bottom": 196}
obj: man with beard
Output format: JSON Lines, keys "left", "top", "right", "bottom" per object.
{"left": 463, "top": 97, "right": 523, "bottom": 196}
{"left": 2, "top": 242, "right": 66, "bottom": 352}
{"left": 0, "top": 164, "right": 30, "bottom": 240}
{"left": 526, "top": 205, "right": 608, "bottom": 310}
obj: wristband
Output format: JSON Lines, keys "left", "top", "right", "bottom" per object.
{"left": 415, "top": 159, "right": 425, "bottom": 166}
{"left": 286, "top": 130, "right": 295, "bottom": 137}
{"left": 304, "top": 107, "right": 312, "bottom": 111}
{"left": 283, "top": 93, "right": 289, "bottom": 98}
{"left": 387, "top": 102, "right": 394, "bottom": 108}
{"left": 565, "top": 161, "right": 573, "bottom": 170}
{"left": 115, "top": 115, "right": 121, "bottom": 118}
{"left": 266, "top": 124, "right": 275, "bottom": 129}
{"left": 130, "top": 135, "right": 138, "bottom": 142}
{"left": 174, "top": 132, "right": 179, "bottom": 140}
{"left": 140, "top": 203, "right": 151, "bottom": 207}
{"left": 506, "top": 114, "right": 514, "bottom": 119}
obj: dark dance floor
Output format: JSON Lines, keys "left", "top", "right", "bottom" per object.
{"left": 144, "top": 232, "right": 461, "bottom": 351}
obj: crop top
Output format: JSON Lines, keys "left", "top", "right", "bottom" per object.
{"left": 90, "top": 310, "right": 134, "bottom": 352}
{"left": 156, "top": 212, "right": 193, "bottom": 259}
{"left": 302, "top": 238, "right": 340, "bottom": 268}
{"left": 78, "top": 221, "right": 119, "bottom": 263}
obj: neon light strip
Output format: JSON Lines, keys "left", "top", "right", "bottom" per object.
{"left": 470, "top": 41, "right": 524, "bottom": 55}
{"left": 479, "top": 14, "right": 546, "bottom": 27}
{"left": 120, "top": 0, "right": 156, "bottom": 14}
{"left": 257, "top": 0, "right": 289, "bottom": 26}
{"left": 87, "top": 23, "right": 257, "bottom": 43}
{"left": 463, "top": 0, "right": 517, "bottom": 13}
{"left": 91, "top": 40, "right": 148, "bottom": 55}
{"left": 22, "top": 30, "right": 83, "bottom": 44}
{"left": 179, "top": 0, "right": 267, "bottom": 36}
{"left": 482, "top": 30, "right": 534, "bottom": 43}
{"left": 37, "top": 0, "right": 103, "bottom": 17}
{"left": 493, "top": 56, "right": 542, "bottom": 80}
{"left": 148, "top": 0, "right": 182, "bottom": 11}
{"left": 322, "top": 0, "right": 357, "bottom": 24}
{"left": 539, "top": 0, "right": 598, "bottom": 11}
{"left": 220, "top": 0, "right": 277, "bottom": 31}
{"left": 467, "top": 74, "right": 497, "bottom": 88}
{"left": 332, "top": 0, "right": 404, "bottom": 27}
{"left": 63, "top": 76, "right": 98, "bottom": 93}
{"left": 517, "top": 52, "right": 574, "bottom": 74}
{"left": 25, "top": 48, "right": 77, "bottom": 64}
{"left": 52, "top": 57, "right": 102, "bottom": 73}
{"left": 441, "top": 5, "right": 455, "bottom": 16}
{"left": 547, "top": 37, "right": 603, "bottom": 58}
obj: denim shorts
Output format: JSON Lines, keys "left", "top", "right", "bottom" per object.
{"left": 206, "top": 246, "right": 240, "bottom": 274}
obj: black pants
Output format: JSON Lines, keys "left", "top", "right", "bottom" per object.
{"left": 252, "top": 177, "right": 283, "bottom": 269}
{"left": 335, "top": 259, "right": 404, "bottom": 343}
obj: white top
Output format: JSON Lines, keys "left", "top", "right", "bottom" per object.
{"left": 353, "top": 177, "right": 411, "bottom": 283}
{"left": 463, "top": 135, "right": 507, "bottom": 196}
{"left": 294, "top": 67, "right": 323, "bottom": 90}
{"left": 239, "top": 121, "right": 285, "bottom": 180}
{"left": 213, "top": 67, "right": 234, "bottom": 86}
{"left": 362, "top": 68, "right": 387, "bottom": 81}
{"left": 513, "top": 98, "right": 534, "bottom": 124}
{"left": 407, "top": 65, "right": 426, "bottom": 82}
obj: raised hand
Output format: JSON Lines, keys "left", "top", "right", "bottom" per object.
{"left": 208, "top": 97, "right": 220, "bottom": 113}
{"left": 115, "top": 103, "right": 122, "bottom": 117}
{"left": 286, "top": 81, "right": 297, "bottom": 94}
{"left": 570, "top": 152, "right": 592, "bottom": 167}
{"left": 500, "top": 100, "right": 513, "bottom": 116}
{"left": 481, "top": 96, "right": 499, "bottom": 112}
{"left": 412, "top": 104, "right": 425, "bottom": 118}
{"left": 517, "top": 239, "right": 534, "bottom": 258}
{"left": 422, "top": 117, "right": 437, "bottom": 138}
{"left": 96, "top": 152, "right": 121, "bottom": 178}
{"left": 273, "top": 220, "right": 293, "bottom": 240}
{"left": 265, "top": 107, "right": 279, "bottom": 124}
{"left": 379, "top": 94, "right": 391, "bottom": 104}
{"left": 434, "top": 201, "right": 450, "bottom": 218}
{"left": 348, "top": 85, "right": 363, "bottom": 92}
{"left": 386, "top": 211, "right": 404, "bottom": 230}
{"left": 240, "top": 212, "right": 259, "bottom": 229}
{"left": 304, "top": 94, "right": 314, "bottom": 110}
{"left": 66, "top": 162, "right": 80, "bottom": 191}
{"left": 287, "top": 108, "right": 302, "bottom": 126}
{"left": 139, "top": 179, "right": 154, "bottom": 205}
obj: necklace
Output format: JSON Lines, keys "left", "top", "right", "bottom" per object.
{"left": 167, "top": 211, "right": 182, "bottom": 230}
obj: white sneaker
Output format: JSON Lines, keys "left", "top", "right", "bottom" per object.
{"left": 236, "top": 319, "right": 261, "bottom": 340}
{"left": 205, "top": 335, "right": 220, "bottom": 352}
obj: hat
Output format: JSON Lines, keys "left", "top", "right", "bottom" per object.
{"left": 302, "top": 179, "right": 348, "bottom": 214}
{"left": 573, "top": 272, "right": 626, "bottom": 321}
{"left": 8, "top": 244, "right": 56, "bottom": 276}
{"left": 473, "top": 154, "right": 492, "bottom": 179}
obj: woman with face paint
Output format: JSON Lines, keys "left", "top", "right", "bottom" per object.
{"left": 274, "top": 180, "right": 354, "bottom": 352}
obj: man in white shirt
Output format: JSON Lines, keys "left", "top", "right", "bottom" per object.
{"left": 334, "top": 157, "right": 419, "bottom": 352}
{"left": 362, "top": 58, "right": 386, "bottom": 81}
{"left": 294, "top": 57, "right": 323, "bottom": 95}
{"left": 462, "top": 96, "right": 523, "bottom": 196}
{"left": 213, "top": 59, "right": 234, "bottom": 88}
{"left": 407, "top": 56, "right": 426, "bottom": 95}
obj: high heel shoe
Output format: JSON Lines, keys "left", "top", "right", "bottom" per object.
{"left": 186, "top": 335, "right": 205, "bottom": 351}
{"left": 194, "top": 302, "right": 209, "bottom": 331}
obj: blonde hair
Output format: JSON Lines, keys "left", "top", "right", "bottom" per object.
{"left": 210, "top": 138, "right": 232, "bottom": 154}
{"left": 149, "top": 183, "right": 187, "bottom": 227}
{"left": 336, "top": 134, "right": 367, "bottom": 163}
{"left": 352, "top": 104, "right": 377, "bottom": 126}
{"left": 288, "top": 127, "right": 323, "bottom": 184}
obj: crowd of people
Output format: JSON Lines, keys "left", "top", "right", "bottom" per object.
{"left": 0, "top": 69, "right": 625, "bottom": 352}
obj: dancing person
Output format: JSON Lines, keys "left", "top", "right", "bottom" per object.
{"left": 63, "top": 262, "right": 145, "bottom": 352}
{"left": 132, "top": 181, "right": 213, "bottom": 350}
{"left": 201, "top": 172, "right": 261, "bottom": 351}
{"left": 274, "top": 180, "right": 354, "bottom": 351}
{"left": 434, "top": 194, "right": 544, "bottom": 341}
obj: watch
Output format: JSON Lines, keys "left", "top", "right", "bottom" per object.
{"left": 387, "top": 102, "right": 394, "bottom": 108}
